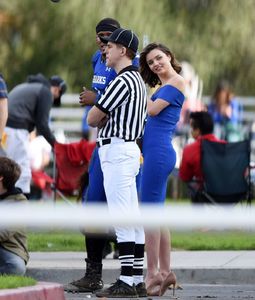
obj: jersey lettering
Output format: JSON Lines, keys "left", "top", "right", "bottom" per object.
{"left": 93, "top": 75, "right": 106, "bottom": 85}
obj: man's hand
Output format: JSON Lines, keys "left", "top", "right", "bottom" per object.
{"left": 79, "top": 87, "right": 97, "bottom": 106}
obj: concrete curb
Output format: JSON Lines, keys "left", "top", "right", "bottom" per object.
{"left": 26, "top": 267, "right": 255, "bottom": 285}
{"left": 0, "top": 282, "right": 65, "bottom": 300}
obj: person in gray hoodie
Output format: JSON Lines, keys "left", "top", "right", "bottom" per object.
{"left": 5, "top": 73, "right": 67, "bottom": 197}
{"left": 0, "top": 157, "right": 29, "bottom": 275}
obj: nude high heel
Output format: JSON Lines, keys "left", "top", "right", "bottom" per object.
{"left": 146, "top": 273, "right": 163, "bottom": 296}
{"left": 159, "top": 271, "right": 177, "bottom": 296}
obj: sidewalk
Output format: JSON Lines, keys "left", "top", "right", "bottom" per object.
{"left": 0, "top": 282, "right": 65, "bottom": 300}
{"left": 26, "top": 251, "right": 255, "bottom": 285}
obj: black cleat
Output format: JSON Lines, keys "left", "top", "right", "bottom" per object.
{"left": 135, "top": 282, "right": 147, "bottom": 297}
{"left": 96, "top": 279, "right": 138, "bottom": 298}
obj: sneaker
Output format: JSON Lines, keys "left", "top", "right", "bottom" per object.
{"left": 96, "top": 279, "right": 138, "bottom": 298}
{"left": 135, "top": 282, "right": 147, "bottom": 297}
{"left": 64, "top": 276, "right": 104, "bottom": 293}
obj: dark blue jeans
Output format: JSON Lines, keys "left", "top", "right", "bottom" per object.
{"left": 0, "top": 246, "right": 26, "bottom": 275}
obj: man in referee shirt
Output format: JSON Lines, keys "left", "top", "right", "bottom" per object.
{"left": 88, "top": 28, "right": 147, "bottom": 298}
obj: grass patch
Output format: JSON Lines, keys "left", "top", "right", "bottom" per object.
{"left": 28, "top": 230, "right": 255, "bottom": 251}
{"left": 28, "top": 231, "right": 85, "bottom": 251}
{"left": 172, "top": 231, "right": 255, "bottom": 250}
{"left": 0, "top": 275, "right": 36, "bottom": 290}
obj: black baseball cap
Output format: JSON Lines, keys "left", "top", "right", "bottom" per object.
{"left": 100, "top": 28, "right": 139, "bottom": 53}
{"left": 49, "top": 75, "right": 67, "bottom": 95}
{"left": 96, "top": 18, "right": 120, "bottom": 34}
{"left": 49, "top": 75, "right": 67, "bottom": 107}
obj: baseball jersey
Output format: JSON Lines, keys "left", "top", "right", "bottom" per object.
{"left": 91, "top": 50, "right": 140, "bottom": 102}
{"left": 91, "top": 50, "right": 117, "bottom": 102}
{"left": 82, "top": 51, "right": 139, "bottom": 132}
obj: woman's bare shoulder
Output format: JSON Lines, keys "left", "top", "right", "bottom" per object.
{"left": 168, "top": 74, "right": 185, "bottom": 94}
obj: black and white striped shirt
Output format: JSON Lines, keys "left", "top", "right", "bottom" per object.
{"left": 96, "top": 66, "right": 147, "bottom": 141}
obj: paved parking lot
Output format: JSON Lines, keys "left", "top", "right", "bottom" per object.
{"left": 65, "top": 284, "right": 255, "bottom": 300}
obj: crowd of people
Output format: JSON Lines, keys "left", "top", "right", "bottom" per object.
{"left": 0, "top": 15, "right": 248, "bottom": 298}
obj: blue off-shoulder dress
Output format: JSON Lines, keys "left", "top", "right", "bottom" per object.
{"left": 140, "top": 85, "right": 185, "bottom": 204}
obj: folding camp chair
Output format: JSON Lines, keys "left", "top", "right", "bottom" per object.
{"left": 53, "top": 140, "right": 96, "bottom": 202}
{"left": 200, "top": 139, "right": 252, "bottom": 205}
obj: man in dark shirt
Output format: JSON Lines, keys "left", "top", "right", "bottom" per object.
{"left": 5, "top": 73, "right": 67, "bottom": 196}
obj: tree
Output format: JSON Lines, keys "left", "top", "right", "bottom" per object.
{"left": 0, "top": 0, "right": 254, "bottom": 96}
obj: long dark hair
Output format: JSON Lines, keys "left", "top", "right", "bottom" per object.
{"left": 139, "top": 43, "right": 182, "bottom": 88}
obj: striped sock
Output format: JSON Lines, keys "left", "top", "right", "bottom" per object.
{"left": 118, "top": 242, "right": 135, "bottom": 286}
{"left": 133, "top": 243, "right": 145, "bottom": 285}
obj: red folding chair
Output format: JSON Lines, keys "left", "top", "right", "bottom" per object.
{"left": 53, "top": 140, "right": 96, "bottom": 202}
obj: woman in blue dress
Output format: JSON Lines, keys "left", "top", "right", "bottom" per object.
{"left": 140, "top": 43, "right": 185, "bottom": 296}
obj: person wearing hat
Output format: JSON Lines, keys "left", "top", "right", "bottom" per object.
{"left": 50, "top": 75, "right": 67, "bottom": 107}
{"left": 4, "top": 73, "right": 67, "bottom": 197}
{"left": 80, "top": 17, "right": 121, "bottom": 140}
{"left": 64, "top": 18, "right": 123, "bottom": 295}
{"left": 87, "top": 28, "right": 147, "bottom": 298}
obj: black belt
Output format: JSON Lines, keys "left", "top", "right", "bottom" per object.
{"left": 96, "top": 138, "right": 135, "bottom": 148}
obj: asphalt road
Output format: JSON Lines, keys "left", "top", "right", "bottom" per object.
{"left": 65, "top": 284, "right": 255, "bottom": 300}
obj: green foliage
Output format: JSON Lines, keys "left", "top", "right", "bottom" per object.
{"left": 1, "top": 0, "right": 255, "bottom": 95}
{"left": 0, "top": 275, "right": 36, "bottom": 289}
